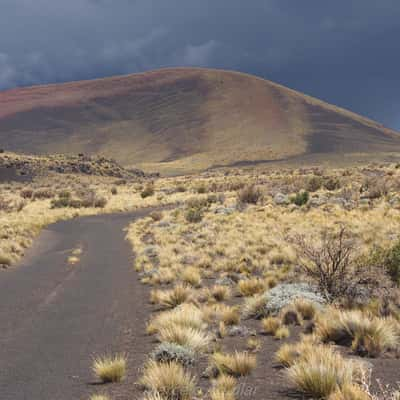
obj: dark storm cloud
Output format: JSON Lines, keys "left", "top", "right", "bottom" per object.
{"left": 0, "top": 0, "right": 399, "bottom": 129}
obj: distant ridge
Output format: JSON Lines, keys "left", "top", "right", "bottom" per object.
{"left": 0, "top": 67, "right": 399, "bottom": 174}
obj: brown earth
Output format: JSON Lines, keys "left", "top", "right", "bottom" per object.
{"left": 0, "top": 68, "right": 399, "bottom": 174}
{"left": 1, "top": 209, "right": 399, "bottom": 400}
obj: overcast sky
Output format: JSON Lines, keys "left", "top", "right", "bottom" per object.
{"left": 1, "top": 0, "right": 399, "bottom": 129}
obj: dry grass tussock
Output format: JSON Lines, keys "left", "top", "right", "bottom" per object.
{"left": 150, "top": 284, "right": 192, "bottom": 309}
{"left": 316, "top": 309, "right": 400, "bottom": 357}
{"left": 212, "top": 351, "right": 257, "bottom": 377}
{"left": 146, "top": 304, "right": 205, "bottom": 335}
{"left": 210, "top": 374, "right": 237, "bottom": 400}
{"left": 124, "top": 163, "right": 400, "bottom": 400}
{"left": 139, "top": 360, "right": 196, "bottom": 400}
{"left": 286, "top": 345, "right": 364, "bottom": 399}
{"left": 157, "top": 325, "right": 212, "bottom": 352}
{"left": 92, "top": 354, "right": 126, "bottom": 383}
{"left": 90, "top": 395, "right": 110, "bottom": 400}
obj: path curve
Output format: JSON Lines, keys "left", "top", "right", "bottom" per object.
{"left": 0, "top": 209, "right": 156, "bottom": 400}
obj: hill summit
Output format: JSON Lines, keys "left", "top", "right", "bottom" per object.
{"left": 0, "top": 67, "right": 399, "bottom": 174}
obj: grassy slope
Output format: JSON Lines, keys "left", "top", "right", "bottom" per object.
{"left": 0, "top": 67, "right": 399, "bottom": 174}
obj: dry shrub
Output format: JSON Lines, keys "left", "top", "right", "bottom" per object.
{"left": 289, "top": 226, "right": 358, "bottom": 301}
{"left": 140, "top": 360, "right": 196, "bottom": 400}
{"left": 237, "top": 184, "right": 263, "bottom": 205}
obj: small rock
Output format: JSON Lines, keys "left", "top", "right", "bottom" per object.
{"left": 274, "top": 193, "right": 290, "bottom": 205}
{"left": 227, "top": 326, "right": 256, "bottom": 337}
{"left": 214, "top": 206, "right": 236, "bottom": 215}
{"left": 309, "top": 196, "right": 327, "bottom": 207}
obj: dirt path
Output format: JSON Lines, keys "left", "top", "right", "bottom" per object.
{"left": 0, "top": 210, "right": 156, "bottom": 400}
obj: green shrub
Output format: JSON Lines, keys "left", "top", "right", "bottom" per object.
{"left": 290, "top": 191, "right": 309, "bottom": 206}
{"left": 384, "top": 240, "right": 400, "bottom": 284}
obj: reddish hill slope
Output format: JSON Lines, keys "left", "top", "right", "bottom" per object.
{"left": 0, "top": 68, "right": 399, "bottom": 173}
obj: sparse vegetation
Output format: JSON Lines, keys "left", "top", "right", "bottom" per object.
{"left": 4, "top": 151, "right": 400, "bottom": 400}
{"left": 290, "top": 190, "right": 309, "bottom": 206}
